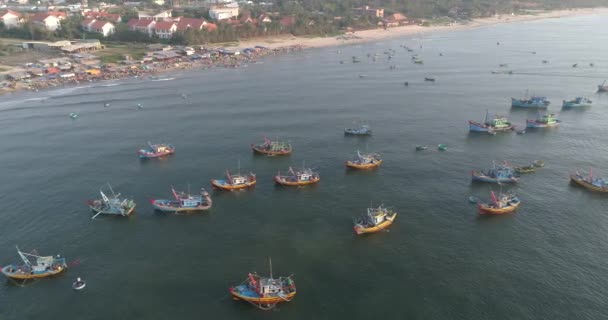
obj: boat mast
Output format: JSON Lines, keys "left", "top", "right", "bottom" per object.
{"left": 269, "top": 257, "right": 273, "bottom": 279}
{"left": 485, "top": 109, "right": 489, "bottom": 124}
{"left": 16, "top": 246, "right": 33, "bottom": 266}
{"left": 107, "top": 183, "right": 117, "bottom": 198}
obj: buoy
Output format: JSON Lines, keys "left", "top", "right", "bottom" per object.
{"left": 72, "top": 277, "right": 86, "bottom": 290}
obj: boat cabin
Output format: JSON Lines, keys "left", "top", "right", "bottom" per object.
{"left": 259, "top": 278, "right": 283, "bottom": 296}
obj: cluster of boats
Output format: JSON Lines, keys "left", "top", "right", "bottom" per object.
{"left": 469, "top": 110, "right": 561, "bottom": 135}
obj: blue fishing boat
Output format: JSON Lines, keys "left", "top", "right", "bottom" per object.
{"left": 344, "top": 122, "right": 372, "bottom": 136}
{"left": 468, "top": 110, "right": 513, "bottom": 134}
{"left": 1, "top": 247, "right": 67, "bottom": 281}
{"left": 562, "top": 97, "right": 592, "bottom": 108}
{"left": 151, "top": 187, "right": 212, "bottom": 213}
{"left": 511, "top": 91, "right": 550, "bottom": 108}
{"left": 526, "top": 112, "right": 561, "bottom": 128}
{"left": 472, "top": 162, "right": 519, "bottom": 183}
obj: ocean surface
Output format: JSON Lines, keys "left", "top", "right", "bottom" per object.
{"left": 1, "top": 14, "right": 608, "bottom": 320}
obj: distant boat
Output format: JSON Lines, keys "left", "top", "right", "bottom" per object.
{"left": 424, "top": 77, "right": 435, "bottom": 82}
{"left": 274, "top": 166, "right": 320, "bottom": 186}
{"left": 562, "top": 97, "right": 592, "bottom": 108}
{"left": 598, "top": 80, "right": 608, "bottom": 93}
{"left": 468, "top": 110, "right": 513, "bottom": 134}
{"left": 415, "top": 145, "right": 427, "bottom": 151}
{"left": 478, "top": 191, "right": 520, "bottom": 215}
{"left": 570, "top": 168, "right": 608, "bottom": 193}
{"left": 514, "top": 164, "right": 536, "bottom": 174}
{"left": 251, "top": 137, "right": 292, "bottom": 156}
{"left": 472, "top": 162, "right": 519, "bottom": 184}
{"left": 87, "top": 184, "right": 136, "bottom": 219}
{"left": 438, "top": 144, "right": 447, "bottom": 151}
{"left": 499, "top": 63, "right": 508, "bottom": 67}
{"left": 526, "top": 112, "right": 561, "bottom": 128}
{"left": 229, "top": 259, "right": 296, "bottom": 310}
{"left": 413, "top": 58, "right": 423, "bottom": 64}
{"left": 138, "top": 142, "right": 175, "bottom": 159}
{"left": 353, "top": 205, "right": 397, "bottom": 235}
{"left": 69, "top": 112, "right": 78, "bottom": 119}
{"left": 572, "top": 63, "right": 578, "bottom": 68}
{"left": 151, "top": 187, "right": 212, "bottom": 213}
{"left": 345, "top": 150, "right": 382, "bottom": 170}
{"left": 468, "top": 196, "right": 478, "bottom": 203}
{"left": 511, "top": 90, "right": 550, "bottom": 108}
{"left": 542, "top": 60, "right": 548, "bottom": 64}
{"left": 211, "top": 169, "right": 257, "bottom": 191}
{"left": 344, "top": 123, "right": 372, "bottom": 136}
{"left": 1, "top": 247, "right": 67, "bottom": 281}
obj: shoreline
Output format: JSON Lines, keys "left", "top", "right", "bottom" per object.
{"left": 234, "top": 7, "right": 608, "bottom": 50}
{"left": 2, "top": 7, "right": 607, "bottom": 98}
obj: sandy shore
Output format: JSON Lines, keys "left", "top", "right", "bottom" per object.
{"left": 235, "top": 8, "right": 608, "bottom": 50}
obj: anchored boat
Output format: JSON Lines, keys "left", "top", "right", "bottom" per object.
{"left": 570, "top": 168, "right": 608, "bottom": 193}
{"left": 526, "top": 112, "right": 561, "bottom": 128}
{"left": 344, "top": 122, "right": 372, "bottom": 136}
{"left": 472, "top": 162, "right": 519, "bottom": 184}
{"left": 251, "top": 137, "right": 292, "bottom": 156}
{"left": 229, "top": 259, "right": 296, "bottom": 310}
{"left": 87, "top": 184, "right": 136, "bottom": 219}
{"left": 1, "top": 247, "right": 67, "bottom": 281}
{"left": 468, "top": 110, "right": 513, "bottom": 134}
{"left": 353, "top": 205, "right": 397, "bottom": 235}
{"left": 138, "top": 142, "right": 175, "bottom": 159}
{"left": 478, "top": 191, "right": 520, "bottom": 215}
{"left": 274, "top": 166, "right": 320, "bottom": 186}
{"left": 345, "top": 150, "right": 382, "bottom": 169}
{"left": 598, "top": 80, "right": 608, "bottom": 93}
{"left": 511, "top": 91, "right": 550, "bottom": 108}
{"left": 562, "top": 97, "right": 592, "bottom": 108}
{"left": 151, "top": 187, "right": 212, "bottom": 213}
{"left": 211, "top": 170, "right": 257, "bottom": 191}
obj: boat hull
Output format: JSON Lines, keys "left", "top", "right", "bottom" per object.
{"left": 229, "top": 288, "right": 297, "bottom": 305}
{"left": 526, "top": 119, "right": 560, "bottom": 128}
{"left": 274, "top": 176, "right": 320, "bottom": 186}
{"left": 345, "top": 160, "right": 382, "bottom": 169}
{"left": 1, "top": 262, "right": 67, "bottom": 280}
{"left": 87, "top": 201, "right": 135, "bottom": 216}
{"left": 251, "top": 145, "right": 292, "bottom": 156}
{"left": 570, "top": 175, "right": 608, "bottom": 193}
{"left": 562, "top": 101, "right": 591, "bottom": 108}
{"left": 150, "top": 200, "right": 211, "bottom": 212}
{"left": 598, "top": 86, "right": 608, "bottom": 93}
{"left": 478, "top": 201, "right": 520, "bottom": 214}
{"left": 468, "top": 121, "right": 513, "bottom": 133}
{"left": 471, "top": 171, "right": 518, "bottom": 183}
{"left": 211, "top": 179, "right": 256, "bottom": 190}
{"left": 354, "top": 213, "right": 397, "bottom": 235}
{"left": 138, "top": 150, "right": 174, "bottom": 159}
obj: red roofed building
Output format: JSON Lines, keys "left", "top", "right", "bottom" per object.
{"left": 91, "top": 20, "right": 115, "bottom": 37}
{"left": 83, "top": 11, "right": 122, "bottom": 23}
{"left": 31, "top": 12, "right": 65, "bottom": 31}
{"left": 0, "top": 10, "right": 24, "bottom": 28}
{"left": 81, "top": 17, "right": 96, "bottom": 31}
{"left": 154, "top": 21, "right": 176, "bottom": 39}
{"left": 127, "top": 18, "right": 156, "bottom": 36}
{"left": 175, "top": 17, "right": 207, "bottom": 32}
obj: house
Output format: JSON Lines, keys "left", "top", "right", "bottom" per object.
{"left": 83, "top": 11, "right": 122, "bottom": 23}
{"left": 209, "top": 5, "right": 239, "bottom": 20}
{"left": 137, "top": 10, "right": 172, "bottom": 21}
{"left": 0, "top": 10, "right": 23, "bottom": 28}
{"left": 127, "top": 18, "right": 156, "bottom": 36}
{"left": 90, "top": 20, "right": 115, "bottom": 37}
{"left": 152, "top": 0, "right": 165, "bottom": 5}
{"left": 352, "top": 5, "right": 384, "bottom": 18}
{"left": 80, "top": 17, "right": 96, "bottom": 31}
{"left": 154, "top": 21, "right": 176, "bottom": 39}
{"left": 31, "top": 12, "right": 65, "bottom": 31}
{"left": 175, "top": 17, "right": 207, "bottom": 32}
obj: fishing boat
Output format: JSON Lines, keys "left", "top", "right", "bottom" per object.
{"left": 86, "top": 184, "right": 136, "bottom": 219}
{"left": 1, "top": 247, "right": 67, "bottom": 281}
{"left": 229, "top": 259, "right": 296, "bottom": 310}
{"left": 353, "top": 205, "right": 397, "bottom": 235}
{"left": 570, "top": 168, "right": 608, "bottom": 193}
{"left": 137, "top": 142, "right": 175, "bottom": 159}
{"left": 345, "top": 150, "right": 382, "bottom": 169}
{"left": 598, "top": 81, "right": 608, "bottom": 93}
{"left": 151, "top": 187, "right": 212, "bottom": 213}
{"left": 468, "top": 110, "right": 513, "bottom": 134}
{"left": 511, "top": 91, "right": 550, "bottom": 108}
{"left": 471, "top": 162, "right": 519, "bottom": 184}
{"left": 478, "top": 191, "right": 521, "bottom": 215}
{"left": 344, "top": 122, "right": 372, "bottom": 136}
{"left": 438, "top": 144, "right": 447, "bottom": 151}
{"left": 526, "top": 112, "right": 561, "bottom": 128}
{"left": 424, "top": 77, "right": 435, "bottom": 82}
{"left": 562, "top": 97, "right": 592, "bottom": 108}
{"left": 211, "top": 170, "right": 257, "bottom": 191}
{"left": 514, "top": 164, "right": 536, "bottom": 174}
{"left": 274, "top": 166, "right": 320, "bottom": 186}
{"left": 251, "top": 137, "right": 292, "bottom": 156}
{"left": 415, "top": 145, "right": 427, "bottom": 151}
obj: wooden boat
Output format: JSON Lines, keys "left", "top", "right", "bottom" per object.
{"left": 251, "top": 137, "right": 292, "bottom": 156}
{"left": 344, "top": 122, "right": 372, "bottom": 136}
{"left": 478, "top": 191, "right": 520, "bottom": 215}
{"left": 562, "top": 97, "right": 592, "bottom": 108}
{"left": 274, "top": 166, "right": 320, "bottom": 186}
{"left": 472, "top": 162, "right": 519, "bottom": 184}
{"left": 86, "top": 184, "right": 136, "bottom": 219}
{"left": 229, "top": 259, "right": 296, "bottom": 310}
{"left": 151, "top": 187, "right": 212, "bottom": 213}
{"left": 514, "top": 165, "right": 535, "bottom": 174}
{"left": 353, "top": 205, "right": 397, "bottom": 235}
{"left": 469, "top": 110, "right": 513, "bottom": 134}
{"left": 570, "top": 168, "right": 608, "bottom": 193}
{"left": 598, "top": 81, "right": 608, "bottom": 93}
{"left": 345, "top": 150, "right": 382, "bottom": 169}
{"left": 511, "top": 90, "right": 550, "bottom": 108}
{"left": 415, "top": 145, "right": 427, "bottom": 151}
{"left": 1, "top": 247, "right": 67, "bottom": 281}
{"left": 138, "top": 142, "right": 175, "bottom": 159}
{"left": 211, "top": 170, "right": 257, "bottom": 191}
{"left": 526, "top": 112, "right": 560, "bottom": 128}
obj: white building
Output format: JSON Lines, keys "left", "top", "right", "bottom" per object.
{"left": 31, "top": 12, "right": 64, "bottom": 31}
{"left": 138, "top": 9, "right": 172, "bottom": 21}
{"left": 0, "top": 10, "right": 23, "bottom": 28}
{"left": 209, "top": 3, "right": 238, "bottom": 20}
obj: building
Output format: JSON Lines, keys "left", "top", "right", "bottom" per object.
{"left": 31, "top": 12, "right": 66, "bottom": 31}
{"left": 153, "top": 21, "right": 176, "bottom": 39}
{"left": 209, "top": 5, "right": 239, "bottom": 20}
{"left": 175, "top": 17, "right": 207, "bottom": 31}
{"left": 137, "top": 9, "right": 172, "bottom": 21}
{"left": 0, "top": 10, "right": 23, "bottom": 28}
{"left": 352, "top": 5, "right": 384, "bottom": 18}
{"left": 88, "top": 20, "right": 115, "bottom": 37}
{"left": 83, "top": 11, "right": 122, "bottom": 23}
{"left": 384, "top": 13, "right": 407, "bottom": 27}
{"left": 127, "top": 18, "right": 156, "bottom": 36}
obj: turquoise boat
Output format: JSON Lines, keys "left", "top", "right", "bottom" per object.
{"left": 562, "top": 97, "right": 592, "bottom": 108}
{"left": 511, "top": 91, "right": 550, "bottom": 108}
